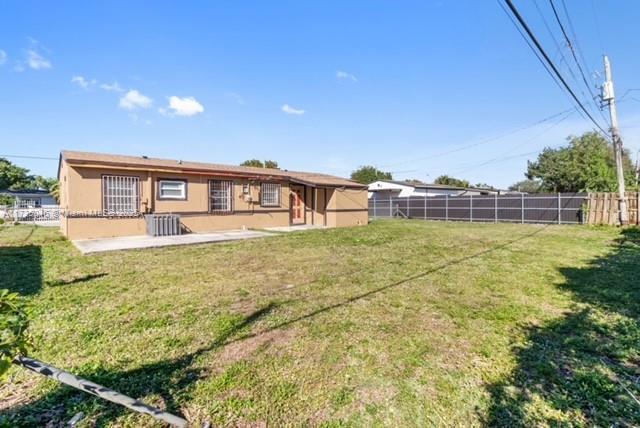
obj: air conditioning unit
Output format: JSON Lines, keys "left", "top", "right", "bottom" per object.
{"left": 145, "top": 214, "right": 181, "bottom": 236}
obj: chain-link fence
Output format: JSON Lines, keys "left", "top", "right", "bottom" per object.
{"left": 0, "top": 207, "right": 61, "bottom": 226}
{"left": 369, "top": 193, "right": 587, "bottom": 225}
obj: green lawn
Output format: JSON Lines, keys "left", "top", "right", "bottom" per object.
{"left": 0, "top": 220, "right": 638, "bottom": 427}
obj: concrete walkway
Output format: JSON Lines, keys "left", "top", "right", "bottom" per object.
{"left": 263, "top": 225, "right": 326, "bottom": 232}
{"left": 73, "top": 229, "right": 273, "bottom": 254}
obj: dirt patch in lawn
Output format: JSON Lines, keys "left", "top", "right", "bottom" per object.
{"left": 216, "top": 327, "right": 298, "bottom": 367}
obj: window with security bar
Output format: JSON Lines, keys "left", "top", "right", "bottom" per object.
{"left": 102, "top": 175, "right": 140, "bottom": 215}
{"left": 260, "top": 183, "right": 281, "bottom": 207}
{"left": 210, "top": 180, "right": 233, "bottom": 212}
{"left": 18, "top": 198, "right": 41, "bottom": 209}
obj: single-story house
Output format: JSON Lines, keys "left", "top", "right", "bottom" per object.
{"left": 0, "top": 189, "right": 58, "bottom": 208}
{"left": 57, "top": 150, "right": 368, "bottom": 240}
{"left": 368, "top": 180, "right": 501, "bottom": 199}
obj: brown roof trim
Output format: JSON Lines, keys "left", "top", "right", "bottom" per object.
{"left": 61, "top": 150, "right": 365, "bottom": 188}
{"left": 64, "top": 160, "right": 284, "bottom": 181}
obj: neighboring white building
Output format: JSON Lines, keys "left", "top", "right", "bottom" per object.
{"left": 0, "top": 189, "right": 59, "bottom": 225}
{"left": 367, "top": 180, "right": 500, "bottom": 199}
{"left": 0, "top": 189, "right": 58, "bottom": 208}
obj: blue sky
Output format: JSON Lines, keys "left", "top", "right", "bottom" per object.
{"left": 1, "top": 1, "right": 640, "bottom": 188}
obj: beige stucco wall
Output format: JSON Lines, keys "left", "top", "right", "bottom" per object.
{"left": 325, "top": 188, "right": 369, "bottom": 228}
{"left": 60, "top": 161, "right": 367, "bottom": 239}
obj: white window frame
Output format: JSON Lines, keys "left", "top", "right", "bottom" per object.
{"left": 18, "top": 198, "right": 41, "bottom": 209}
{"left": 260, "top": 183, "right": 281, "bottom": 207}
{"left": 102, "top": 175, "right": 140, "bottom": 215}
{"left": 210, "top": 180, "right": 233, "bottom": 213}
{"left": 158, "top": 179, "right": 187, "bottom": 200}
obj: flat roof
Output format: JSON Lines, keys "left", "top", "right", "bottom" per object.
{"left": 60, "top": 150, "right": 365, "bottom": 189}
{"left": 371, "top": 180, "right": 497, "bottom": 192}
{"left": 0, "top": 189, "right": 51, "bottom": 196}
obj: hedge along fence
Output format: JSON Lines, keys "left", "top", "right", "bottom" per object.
{"left": 586, "top": 192, "right": 640, "bottom": 225}
{"left": 369, "top": 193, "right": 588, "bottom": 225}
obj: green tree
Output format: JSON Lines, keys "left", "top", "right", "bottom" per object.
{"left": 49, "top": 181, "right": 60, "bottom": 203}
{"left": 434, "top": 175, "right": 470, "bottom": 188}
{"left": 10, "top": 175, "right": 58, "bottom": 192}
{"left": 350, "top": 166, "right": 393, "bottom": 184}
{"left": 0, "top": 158, "right": 31, "bottom": 190}
{"left": 526, "top": 132, "right": 636, "bottom": 192}
{"left": 509, "top": 179, "right": 542, "bottom": 193}
{"left": 474, "top": 182, "right": 496, "bottom": 190}
{"left": 0, "top": 158, "right": 57, "bottom": 194}
{"left": 404, "top": 179, "right": 425, "bottom": 185}
{"left": 0, "top": 290, "right": 31, "bottom": 380}
{"left": 240, "top": 159, "right": 264, "bottom": 168}
{"left": 240, "top": 159, "right": 279, "bottom": 169}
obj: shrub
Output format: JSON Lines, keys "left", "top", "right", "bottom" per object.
{"left": 0, "top": 289, "right": 31, "bottom": 380}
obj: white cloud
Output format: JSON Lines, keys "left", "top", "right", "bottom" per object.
{"left": 26, "top": 49, "right": 51, "bottom": 70}
{"left": 0, "top": 50, "right": 6, "bottom": 66}
{"left": 281, "top": 104, "right": 305, "bottom": 115}
{"left": 100, "top": 81, "right": 124, "bottom": 92}
{"left": 325, "top": 156, "right": 349, "bottom": 172}
{"left": 163, "top": 96, "right": 205, "bottom": 117}
{"left": 119, "top": 89, "right": 152, "bottom": 110}
{"left": 225, "top": 91, "right": 244, "bottom": 105}
{"left": 71, "top": 75, "right": 96, "bottom": 90}
{"left": 336, "top": 70, "right": 357, "bottom": 82}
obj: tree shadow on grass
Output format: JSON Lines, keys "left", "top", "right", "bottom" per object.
{"left": 2, "top": 226, "right": 553, "bottom": 426}
{"left": 0, "top": 303, "right": 277, "bottom": 427}
{"left": 45, "top": 273, "right": 108, "bottom": 287}
{"left": 0, "top": 246, "right": 42, "bottom": 296}
{"left": 486, "top": 228, "right": 640, "bottom": 426}
{"left": 2, "top": 222, "right": 563, "bottom": 427}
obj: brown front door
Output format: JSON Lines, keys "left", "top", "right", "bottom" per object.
{"left": 290, "top": 186, "right": 305, "bottom": 224}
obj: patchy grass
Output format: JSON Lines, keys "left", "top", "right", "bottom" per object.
{"left": 0, "top": 220, "right": 638, "bottom": 426}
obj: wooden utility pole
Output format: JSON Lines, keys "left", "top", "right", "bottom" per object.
{"left": 602, "top": 55, "right": 629, "bottom": 225}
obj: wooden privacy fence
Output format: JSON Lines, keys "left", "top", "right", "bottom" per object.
{"left": 369, "top": 193, "right": 588, "bottom": 225}
{"left": 586, "top": 192, "right": 640, "bottom": 225}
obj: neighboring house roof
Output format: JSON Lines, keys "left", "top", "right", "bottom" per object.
{"left": 368, "top": 180, "right": 498, "bottom": 193}
{"left": 0, "top": 189, "right": 51, "bottom": 197}
{"left": 60, "top": 150, "right": 365, "bottom": 189}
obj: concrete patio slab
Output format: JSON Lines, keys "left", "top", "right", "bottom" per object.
{"left": 73, "top": 229, "right": 273, "bottom": 254}
{"left": 263, "top": 225, "right": 326, "bottom": 233}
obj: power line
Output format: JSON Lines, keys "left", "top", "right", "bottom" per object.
{"left": 0, "top": 154, "right": 59, "bottom": 161}
{"left": 501, "top": 0, "right": 610, "bottom": 136}
{"left": 619, "top": 88, "right": 640, "bottom": 101}
{"left": 448, "top": 110, "right": 574, "bottom": 175}
{"left": 561, "top": 0, "right": 597, "bottom": 82}
{"left": 589, "top": 0, "right": 605, "bottom": 54}
{"left": 531, "top": 0, "right": 604, "bottom": 126}
{"left": 548, "top": 0, "right": 609, "bottom": 127}
{"left": 532, "top": 0, "right": 573, "bottom": 76}
{"left": 497, "top": 0, "right": 575, "bottom": 111}
{"left": 497, "top": 0, "right": 607, "bottom": 140}
{"left": 378, "top": 107, "right": 574, "bottom": 169}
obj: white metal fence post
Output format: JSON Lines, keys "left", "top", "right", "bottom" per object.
{"left": 424, "top": 195, "right": 427, "bottom": 220}
{"left": 373, "top": 197, "right": 376, "bottom": 218}
{"left": 389, "top": 196, "right": 392, "bottom": 217}
{"left": 494, "top": 193, "right": 498, "bottom": 223}
{"left": 521, "top": 193, "right": 525, "bottom": 224}
{"left": 445, "top": 195, "right": 449, "bottom": 221}
{"left": 557, "top": 193, "right": 561, "bottom": 224}
{"left": 469, "top": 195, "right": 473, "bottom": 222}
